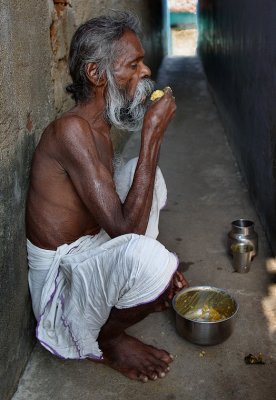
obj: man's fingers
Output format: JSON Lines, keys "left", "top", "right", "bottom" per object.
{"left": 164, "top": 86, "right": 173, "bottom": 94}
{"left": 173, "top": 271, "right": 189, "bottom": 289}
{"left": 173, "top": 271, "right": 182, "bottom": 284}
{"left": 179, "top": 272, "right": 189, "bottom": 288}
{"left": 163, "top": 87, "right": 175, "bottom": 102}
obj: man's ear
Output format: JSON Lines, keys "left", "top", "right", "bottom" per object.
{"left": 85, "top": 63, "right": 107, "bottom": 86}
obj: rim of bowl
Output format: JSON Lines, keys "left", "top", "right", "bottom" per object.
{"left": 172, "top": 285, "right": 239, "bottom": 324}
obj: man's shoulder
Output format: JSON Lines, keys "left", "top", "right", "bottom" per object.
{"left": 53, "top": 113, "right": 92, "bottom": 138}
{"left": 46, "top": 113, "right": 98, "bottom": 155}
{"left": 39, "top": 114, "right": 96, "bottom": 162}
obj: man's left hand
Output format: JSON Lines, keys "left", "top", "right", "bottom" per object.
{"left": 167, "top": 271, "right": 189, "bottom": 301}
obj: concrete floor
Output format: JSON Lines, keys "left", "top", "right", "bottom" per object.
{"left": 12, "top": 56, "right": 276, "bottom": 400}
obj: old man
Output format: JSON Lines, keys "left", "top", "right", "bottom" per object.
{"left": 26, "top": 12, "right": 188, "bottom": 382}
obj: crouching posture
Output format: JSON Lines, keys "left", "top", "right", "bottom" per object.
{"left": 26, "top": 12, "right": 188, "bottom": 382}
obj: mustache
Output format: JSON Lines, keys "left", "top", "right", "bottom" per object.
{"left": 128, "top": 78, "right": 154, "bottom": 111}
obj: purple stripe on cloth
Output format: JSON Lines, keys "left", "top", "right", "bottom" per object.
{"left": 60, "top": 315, "right": 82, "bottom": 358}
{"left": 36, "top": 267, "right": 83, "bottom": 359}
{"left": 36, "top": 269, "right": 61, "bottom": 339}
{"left": 60, "top": 294, "right": 65, "bottom": 311}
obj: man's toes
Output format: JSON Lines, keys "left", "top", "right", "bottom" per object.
{"left": 127, "top": 369, "right": 148, "bottom": 382}
{"left": 145, "top": 365, "right": 163, "bottom": 381}
{"left": 151, "top": 347, "right": 173, "bottom": 364}
{"left": 144, "top": 356, "right": 170, "bottom": 379}
{"left": 148, "top": 365, "right": 168, "bottom": 380}
{"left": 138, "top": 363, "right": 168, "bottom": 382}
{"left": 138, "top": 374, "right": 149, "bottom": 383}
{"left": 149, "top": 372, "right": 158, "bottom": 381}
{"left": 151, "top": 363, "right": 169, "bottom": 378}
{"left": 160, "top": 353, "right": 174, "bottom": 364}
{"left": 137, "top": 366, "right": 157, "bottom": 382}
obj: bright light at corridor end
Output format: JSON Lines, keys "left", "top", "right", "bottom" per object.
{"left": 168, "top": 0, "right": 198, "bottom": 56}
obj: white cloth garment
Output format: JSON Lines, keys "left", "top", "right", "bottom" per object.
{"left": 27, "top": 158, "right": 178, "bottom": 360}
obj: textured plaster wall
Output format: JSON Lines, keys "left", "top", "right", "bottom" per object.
{"left": 0, "top": 2, "right": 55, "bottom": 399}
{"left": 198, "top": 0, "right": 276, "bottom": 254}
{"left": 0, "top": 1, "right": 165, "bottom": 399}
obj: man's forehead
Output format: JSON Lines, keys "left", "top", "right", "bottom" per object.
{"left": 115, "top": 30, "right": 145, "bottom": 63}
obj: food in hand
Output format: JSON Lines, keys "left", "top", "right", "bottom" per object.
{"left": 150, "top": 90, "right": 165, "bottom": 101}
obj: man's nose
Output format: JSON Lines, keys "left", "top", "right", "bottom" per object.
{"left": 140, "top": 62, "right": 151, "bottom": 78}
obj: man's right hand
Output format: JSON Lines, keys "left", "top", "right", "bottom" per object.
{"left": 142, "top": 87, "right": 177, "bottom": 143}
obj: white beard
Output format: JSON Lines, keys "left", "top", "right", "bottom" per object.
{"left": 105, "top": 75, "right": 154, "bottom": 132}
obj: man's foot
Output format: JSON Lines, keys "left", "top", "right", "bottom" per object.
{"left": 100, "top": 333, "right": 174, "bottom": 382}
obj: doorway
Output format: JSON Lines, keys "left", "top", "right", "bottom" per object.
{"left": 167, "top": 0, "right": 198, "bottom": 56}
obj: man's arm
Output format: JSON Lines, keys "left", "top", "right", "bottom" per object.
{"left": 56, "top": 90, "right": 176, "bottom": 238}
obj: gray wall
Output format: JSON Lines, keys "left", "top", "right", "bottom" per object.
{"left": 0, "top": 1, "right": 165, "bottom": 399}
{"left": 198, "top": 0, "right": 276, "bottom": 255}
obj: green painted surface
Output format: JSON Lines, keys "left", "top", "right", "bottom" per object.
{"left": 170, "top": 12, "right": 196, "bottom": 27}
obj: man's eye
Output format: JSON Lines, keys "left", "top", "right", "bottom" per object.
{"left": 131, "top": 64, "right": 138, "bottom": 70}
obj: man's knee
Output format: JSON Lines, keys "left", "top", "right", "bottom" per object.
{"left": 123, "top": 235, "right": 168, "bottom": 280}
{"left": 115, "top": 234, "right": 177, "bottom": 309}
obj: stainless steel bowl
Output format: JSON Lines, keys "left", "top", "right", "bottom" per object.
{"left": 172, "top": 286, "right": 239, "bottom": 345}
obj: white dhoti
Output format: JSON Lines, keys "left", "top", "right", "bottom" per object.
{"left": 27, "top": 158, "right": 178, "bottom": 360}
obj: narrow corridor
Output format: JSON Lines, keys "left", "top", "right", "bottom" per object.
{"left": 12, "top": 56, "right": 276, "bottom": 400}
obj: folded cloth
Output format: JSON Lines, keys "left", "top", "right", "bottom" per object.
{"left": 27, "top": 158, "right": 178, "bottom": 360}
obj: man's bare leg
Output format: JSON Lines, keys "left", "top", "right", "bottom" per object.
{"left": 98, "top": 302, "right": 172, "bottom": 382}
{"left": 97, "top": 283, "right": 179, "bottom": 382}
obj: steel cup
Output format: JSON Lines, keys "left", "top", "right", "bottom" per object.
{"left": 231, "top": 242, "right": 254, "bottom": 273}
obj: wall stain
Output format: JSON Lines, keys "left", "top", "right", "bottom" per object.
{"left": 53, "top": 0, "right": 72, "bottom": 17}
{"left": 26, "top": 113, "right": 33, "bottom": 132}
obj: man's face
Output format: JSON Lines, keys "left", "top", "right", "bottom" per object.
{"left": 105, "top": 30, "right": 154, "bottom": 131}
{"left": 112, "top": 30, "right": 151, "bottom": 98}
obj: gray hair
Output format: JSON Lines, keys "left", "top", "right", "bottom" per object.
{"left": 66, "top": 11, "right": 141, "bottom": 103}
